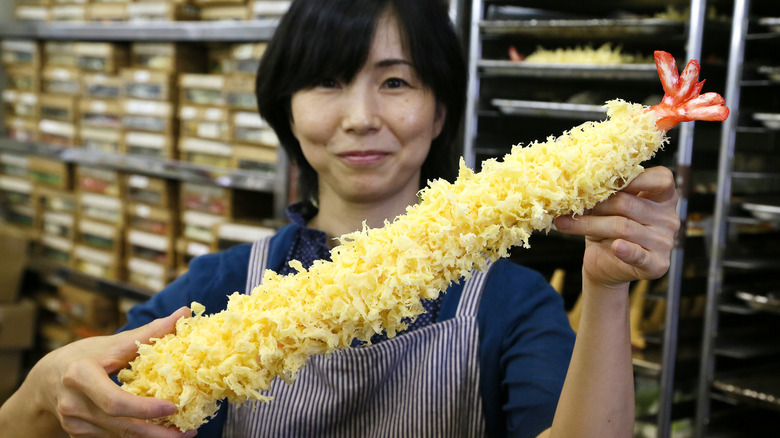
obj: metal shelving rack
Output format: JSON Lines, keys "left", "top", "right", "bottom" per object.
{"left": 696, "top": 0, "right": 780, "bottom": 436}
{"left": 463, "top": 1, "right": 727, "bottom": 437}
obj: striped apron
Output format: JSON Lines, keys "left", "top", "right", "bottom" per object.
{"left": 223, "top": 236, "right": 489, "bottom": 437}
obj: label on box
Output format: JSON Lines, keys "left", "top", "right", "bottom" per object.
{"left": 127, "top": 175, "right": 150, "bottom": 189}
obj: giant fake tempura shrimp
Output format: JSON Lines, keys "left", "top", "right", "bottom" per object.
{"left": 119, "top": 51, "right": 728, "bottom": 431}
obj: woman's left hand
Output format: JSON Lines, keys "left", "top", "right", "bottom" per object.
{"left": 553, "top": 166, "right": 681, "bottom": 291}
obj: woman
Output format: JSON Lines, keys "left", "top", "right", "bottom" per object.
{"left": 0, "top": 0, "right": 679, "bottom": 437}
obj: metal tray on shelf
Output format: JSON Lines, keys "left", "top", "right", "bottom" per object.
{"left": 758, "top": 17, "right": 780, "bottom": 34}
{"left": 712, "top": 366, "right": 780, "bottom": 412}
{"left": 735, "top": 286, "right": 780, "bottom": 314}
{"left": 740, "top": 196, "right": 780, "bottom": 221}
{"left": 753, "top": 112, "right": 780, "bottom": 130}
{"left": 491, "top": 98, "right": 606, "bottom": 120}
{"left": 757, "top": 66, "right": 780, "bottom": 82}
{"left": 478, "top": 60, "right": 658, "bottom": 80}
{"left": 480, "top": 18, "right": 684, "bottom": 38}
{"left": 722, "top": 256, "right": 780, "bottom": 271}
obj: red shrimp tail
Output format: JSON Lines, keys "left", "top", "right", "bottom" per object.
{"left": 648, "top": 50, "right": 729, "bottom": 132}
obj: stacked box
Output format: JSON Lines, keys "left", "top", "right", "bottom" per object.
{"left": 35, "top": 187, "right": 78, "bottom": 266}
{"left": 50, "top": 0, "right": 88, "bottom": 22}
{"left": 15, "top": 1, "right": 50, "bottom": 22}
{"left": 26, "top": 156, "right": 74, "bottom": 251}
{"left": 73, "top": 165, "right": 125, "bottom": 281}
{"left": 178, "top": 73, "right": 234, "bottom": 166}
{"left": 127, "top": 1, "right": 200, "bottom": 22}
{"left": 88, "top": 1, "right": 130, "bottom": 22}
{"left": 124, "top": 173, "right": 178, "bottom": 291}
{"left": 2, "top": 40, "right": 41, "bottom": 142}
{"left": 198, "top": 0, "right": 249, "bottom": 21}
{"left": 249, "top": 0, "right": 290, "bottom": 20}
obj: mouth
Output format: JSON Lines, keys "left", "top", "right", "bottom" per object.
{"left": 337, "top": 150, "right": 390, "bottom": 165}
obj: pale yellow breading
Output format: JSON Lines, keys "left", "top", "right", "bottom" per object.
{"left": 118, "top": 99, "right": 666, "bottom": 431}
{"left": 524, "top": 44, "right": 652, "bottom": 65}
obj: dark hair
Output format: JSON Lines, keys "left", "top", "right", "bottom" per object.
{"left": 256, "top": 0, "right": 467, "bottom": 203}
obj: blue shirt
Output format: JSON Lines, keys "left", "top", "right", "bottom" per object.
{"left": 121, "top": 221, "right": 575, "bottom": 438}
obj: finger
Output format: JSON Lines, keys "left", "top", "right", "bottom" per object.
{"left": 555, "top": 215, "right": 668, "bottom": 253}
{"left": 612, "top": 239, "right": 670, "bottom": 280}
{"left": 621, "top": 167, "right": 677, "bottom": 202}
{"left": 586, "top": 192, "right": 680, "bottom": 234}
{"left": 66, "top": 360, "right": 178, "bottom": 421}
{"left": 112, "top": 307, "right": 191, "bottom": 364}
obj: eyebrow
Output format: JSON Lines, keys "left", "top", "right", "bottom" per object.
{"left": 374, "top": 58, "right": 415, "bottom": 69}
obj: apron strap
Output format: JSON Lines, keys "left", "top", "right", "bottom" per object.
{"left": 455, "top": 262, "right": 493, "bottom": 318}
{"left": 245, "top": 235, "right": 273, "bottom": 293}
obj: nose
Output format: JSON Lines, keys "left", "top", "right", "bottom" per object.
{"left": 340, "top": 85, "right": 381, "bottom": 135}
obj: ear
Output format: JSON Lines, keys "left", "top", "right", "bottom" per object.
{"left": 432, "top": 102, "right": 447, "bottom": 139}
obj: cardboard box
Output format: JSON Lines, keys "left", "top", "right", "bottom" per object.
{"left": 80, "top": 98, "right": 123, "bottom": 130}
{"left": 126, "top": 201, "right": 177, "bottom": 236}
{"left": 179, "top": 74, "right": 225, "bottom": 106}
{"left": 214, "top": 220, "right": 275, "bottom": 251}
{"left": 42, "top": 66, "right": 81, "bottom": 95}
{"left": 73, "top": 42, "right": 129, "bottom": 74}
{"left": 39, "top": 94, "right": 80, "bottom": 123}
{"left": 124, "top": 174, "right": 176, "bottom": 208}
{"left": 1, "top": 40, "right": 41, "bottom": 67}
{"left": 28, "top": 156, "right": 73, "bottom": 190}
{"left": 58, "top": 283, "right": 117, "bottom": 328}
{"left": 77, "top": 218, "right": 123, "bottom": 254}
{"left": 121, "top": 68, "right": 177, "bottom": 102}
{"left": 179, "top": 136, "right": 233, "bottom": 168}
{"left": 76, "top": 165, "right": 122, "bottom": 197}
{"left": 126, "top": 257, "right": 175, "bottom": 292}
{"left": 88, "top": 2, "right": 128, "bottom": 22}
{"left": 81, "top": 73, "right": 123, "bottom": 99}
{"left": 5, "top": 65, "right": 40, "bottom": 93}
{"left": 230, "top": 111, "right": 277, "bottom": 145}
{"left": 78, "top": 192, "right": 124, "bottom": 225}
{"left": 2, "top": 90, "right": 38, "bottom": 119}
{"left": 73, "top": 244, "right": 123, "bottom": 281}
{"left": 131, "top": 42, "right": 207, "bottom": 73}
{"left": 0, "top": 152, "right": 29, "bottom": 178}
{"left": 123, "top": 131, "right": 177, "bottom": 159}
{"left": 231, "top": 143, "right": 277, "bottom": 174}
{"left": 80, "top": 126, "right": 123, "bottom": 155}
{"left": 39, "top": 234, "right": 74, "bottom": 266}
{"left": 249, "top": 0, "right": 290, "bottom": 19}
{"left": 0, "top": 175, "right": 34, "bottom": 206}
{"left": 179, "top": 105, "right": 230, "bottom": 141}
{"left": 0, "top": 231, "right": 29, "bottom": 303}
{"left": 200, "top": 4, "right": 250, "bottom": 21}
{"left": 175, "top": 237, "right": 211, "bottom": 274}
{"left": 5, "top": 116, "right": 38, "bottom": 143}
{"left": 38, "top": 119, "right": 79, "bottom": 148}
{"left": 126, "top": 228, "right": 174, "bottom": 265}
{"left": 0, "top": 300, "right": 37, "bottom": 349}
{"left": 44, "top": 41, "right": 77, "bottom": 68}
{"left": 127, "top": 2, "right": 200, "bottom": 22}
{"left": 122, "top": 99, "right": 175, "bottom": 135}
{"left": 50, "top": 4, "right": 87, "bottom": 22}
{"left": 15, "top": 4, "right": 50, "bottom": 22}
{"left": 224, "top": 74, "right": 256, "bottom": 111}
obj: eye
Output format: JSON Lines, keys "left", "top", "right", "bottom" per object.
{"left": 383, "top": 78, "right": 409, "bottom": 89}
{"left": 316, "top": 78, "right": 341, "bottom": 89}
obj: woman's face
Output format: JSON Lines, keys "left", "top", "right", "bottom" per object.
{"left": 290, "top": 11, "right": 446, "bottom": 207}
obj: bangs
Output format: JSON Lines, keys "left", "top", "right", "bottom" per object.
{"left": 281, "top": 1, "right": 387, "bottom": 92}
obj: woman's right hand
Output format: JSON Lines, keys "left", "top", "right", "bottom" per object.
{"left": 0, "top": 307, "right": 196, "bottom": 438}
